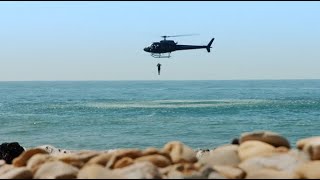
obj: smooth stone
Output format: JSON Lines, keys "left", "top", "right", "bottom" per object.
{"left": 0, "top": 164, "right": 14, "bottom": 176}
{"left": 0, "top": 160, "right": 5, "bottom": 167}
{"left": 12, "top": 148, "right": 48, "bottom": 167}
{"left": 166, "top": 163, "right": 206, "bottom": 179}
{"left": 106, "top": 149, "right": 143, "bottom": 169}
{"left": 238, "top": 140, "right": 275, "bottom": 161}
{"left": 296, "top": 161, "right": 320, "bottom": 179}
{"left": 299, "top": 138, "right": 320, "bottom": 160}
{"left": 296, "top": 136, "right": 320, "bottom": 150}
{"left": 113, "top": 161, "right": 162, "bottom": 179}
{"left": 56, "top": 151, "right": 100, "bottom": 169}
{"left": 200, "top": 144, "right": 240, "bottom": 167}
{"left": 113, "top": 157, "right": 134, "bottom": 169}
{"left": 34, "top": 161, "right": 79, "bottom": 179}
{"left": 239, "top": 152, "right": 307, "bottom": 174}
{"left": 213, "top": 165, "right": 245, "bottom": 179}
{"left": 77, "top": 164, "right": 124, "bottom": 179}
{"left": 196, "top": 149, "right": 210, "bottom": 161}
{"left": 36, "top": 145, "right": 74, "bottom": 155}
{"left": 245, "top": 168, "right": 300, "bottom": 179}
{"left": 0, "top": 167, "right": 33, "bottom": 179}
{"left": 162, "top": 141, "right": 197, "bottom": 164}
{"left": 86, "top": 152, "right": 113, "bottom": 166}
{"left": 240, "top": 131, "right": 290, "bottom": 148}
{"left": 26, "top": 154, "right": 55, "bottom": 174}
{"left": 134, "top": 154, "right": 171, "bottom": 168}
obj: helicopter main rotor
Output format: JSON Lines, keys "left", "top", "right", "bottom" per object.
{"left": 161, "top": 34, "right": 199, "bottom": 41}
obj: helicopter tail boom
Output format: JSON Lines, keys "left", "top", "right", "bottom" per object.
{"left": 206, "top": 38, "right": 214, "bottom": 53}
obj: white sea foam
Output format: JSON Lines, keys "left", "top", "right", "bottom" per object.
{"left": 82, "top": 99, "right": 270, "bottom": 109}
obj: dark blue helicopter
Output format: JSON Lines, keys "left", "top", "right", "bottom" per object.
{"left": 144, "top": 34, "right": 214, "bottom": 58}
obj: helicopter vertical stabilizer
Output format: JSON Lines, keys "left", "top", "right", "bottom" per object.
{"left": 206, "top": 38, "right": 214, "bottom": 52}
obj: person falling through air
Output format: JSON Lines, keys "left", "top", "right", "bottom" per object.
{"left": 157, "top": 63, "right": 162, "bottom": 75}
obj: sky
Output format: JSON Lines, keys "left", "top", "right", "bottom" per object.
{"left": 0, "top": 1, "right": 320, "bottom": 81}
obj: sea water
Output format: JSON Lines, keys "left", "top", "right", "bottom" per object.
{"left": 0, "top": 80, "right": 319, "bottom": 150}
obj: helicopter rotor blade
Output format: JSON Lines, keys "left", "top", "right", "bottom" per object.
{"left": 161, "top": 34, "right": 199, "bottom": 38}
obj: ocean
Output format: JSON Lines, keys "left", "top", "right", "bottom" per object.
{"left": 0, "top": 80, "right": 319, "bottom": 151}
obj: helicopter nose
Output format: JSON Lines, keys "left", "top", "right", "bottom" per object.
{"left": 144, "top": 47, "right": 148, "bottom": 52}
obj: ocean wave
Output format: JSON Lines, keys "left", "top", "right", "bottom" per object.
{"left": 82, "top": 99, "right": 272, "bottom": 109}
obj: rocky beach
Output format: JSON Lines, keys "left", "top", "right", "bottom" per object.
{"left": 0, "top": 130, "right": 320, "bottom": 179}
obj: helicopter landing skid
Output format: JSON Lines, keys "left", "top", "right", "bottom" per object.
{"left": 151, "top": 53, "right": 171, "bottom": 58}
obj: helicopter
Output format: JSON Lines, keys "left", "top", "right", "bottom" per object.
{"left": 143, "top": 34, "right": 214, "bottom": 58}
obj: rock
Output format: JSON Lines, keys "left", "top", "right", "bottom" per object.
{"left": 239, "top": 152, "right": 307, "bottom": 174}
{"left": 240, "top": 131, "right": 290, "bottom": 148}
{"left": 200, "top": 144, "right": 240, "bottom": 167}
{"left": 296, "top": 161, "right": 320, "bottom": 179}
{"left": 208, "top": 172, "right": 227, "bottom": 179}
{"left": 12, "top": 148, "right": 48, "bottom": 167}
{"left": 77, "top": 164, "right": 124, "bottom": 179}
{"left": 246, "top": 168, "right": 300, "bottom": 179}
{"left": 36, "top": 145, "right": 73, "bottom": 155}
{"left": 166, "top": 163, "right": 206, "bottom": 179}
{"left": 0, "top": 142, "right": 25, "bottom": 164}
{"left": 113, "top": 157, "right": 134, "bottom": 169}
{"left": 162, "top": 141, "right": 197, "bottom": 164}
{"left": 34, "top": 161, "right": 79, "bottom": 179}
{"left": 196, "top": 149, "right": 210, "bottom": 161}
{"left": 231, "top": 138, "right": 240, "bottom": 145}
{"left": 113, "top": 161, "right": 162, "bottom": 179}
{"left": 0, "top": 160, "right": 5, "bottom": 167}
{"left": 0, "top": 164, "right": 14, "bottom": 176}
{"left": 26, "top": 154, "right": 55, "bottom": 174}
{"left": 56, "top": 151, "right": 100, "bottom": 168}
{"left": 106, "top": 149, "right": 143, "bottom": 169}
{"left": 296, "top": 136, "right": 320, "bottom": 150}
{"left": 296, "top": 137, "right": 320, "bottom": 160}
{"left": 0, "top": 167, "right": 33, "bottom": 179}
{"left": 86, "top": 152, "right": 113, "bottom": 166}
{"left": 134, "top": 154, "right": 171, "bottom": 168}
{"left": 238, "top": 140, "right": 275, "bottom": 161}
{"left": 213, "top": 165, "right": 245, "bottom": 179}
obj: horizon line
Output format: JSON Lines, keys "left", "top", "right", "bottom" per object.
{"left": 1, "top": 78, "right": 320, "bottom": 82}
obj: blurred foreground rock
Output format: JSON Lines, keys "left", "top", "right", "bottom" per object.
{"left": 1, "top": 130, "right": 320, "bottom": 179}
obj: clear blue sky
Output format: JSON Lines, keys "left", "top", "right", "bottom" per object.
{"left": 1, "top": 1, "right": 320, "bottom": 81}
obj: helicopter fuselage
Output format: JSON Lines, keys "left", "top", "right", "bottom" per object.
{"left": 144, "top": 38, "right": 214, "bottom": 58}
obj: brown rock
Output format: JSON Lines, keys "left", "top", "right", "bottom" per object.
{"left": 213, "top": 165, "right": 245, "bottom": 179}
{"left": 113, "top": 161, "right": 162, "bottom": 179}
{"left": 296, "top": 136, "right": 320, "bottom": 150}
{"left": 0, "top": 167, "right": 33, "bottom": 179}
{"left": 246, "top": 168, "right": 300, "bottom": 179}
{"left": 86, "top": 152, "right": 113, "bottom": 166}
{"left": 299, "top": 138, "right": 320, "bottom": 160}
{"left": 26, "top": 154, "right": 55, "bottom": 174}
{"left": 55, "top": 151, "right": 100, "bottom": 169}
{"left": 162, "top": 141, "right": 197, "bottom": 164}
{"left": 200, "top": 144, "right": 240, "bottom": 167}
{"left": 106, "top": 149, "right": 143, "bottom": 169}
{"left": 240, "top": 131, "right": 290, "bottom": 148}
{"left": 34, "top": 161, "right": 79, "bottom": 179}
{"left": 113, "top": 157, "right": 134, "bottom": 169}
{"left": 12, "top": 148, "right": 48, "bottom": 167}
{"left": 238, "top": 140, "right": 275, "bottom": 161}
{"left": 134, "top": 154, "right": 171, "bottom": 167}
{"left": 296, "top": 161, "right": 320, "bottom": 179}
{"left": 77, "top": 164, "right": 124, "bottom": 179}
